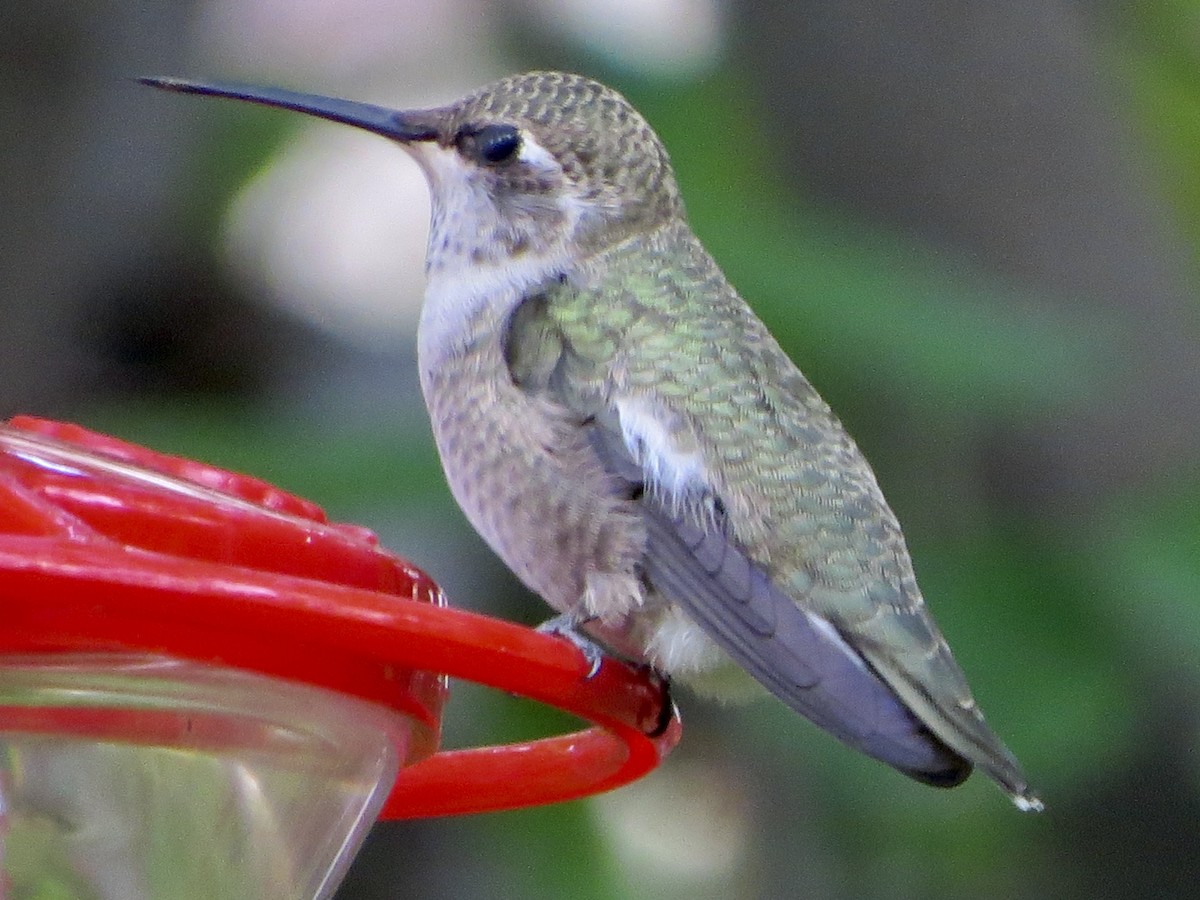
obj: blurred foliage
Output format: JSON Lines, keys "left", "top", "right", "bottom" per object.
{"left": 56, "top": 3, "right": 1200, "bottom": 897}
{"left": 625, "top": 71, "right": 1112, "bottom": 415}
{"left": 1121, "top": 0, "right": 1200, "bottom": 260}
{"left": 87, "top": 400, "right": 443, "bottom": 516}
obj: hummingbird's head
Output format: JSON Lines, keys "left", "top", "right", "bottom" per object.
{"left": 140, "top": 71, "right": 682, "bottom": 283}
{"left": 420, "top": 71, "right": 684, "bottom": 267}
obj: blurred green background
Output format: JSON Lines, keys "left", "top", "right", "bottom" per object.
{"left": 3, "top": 1, "right": 1200, "bottom": 897}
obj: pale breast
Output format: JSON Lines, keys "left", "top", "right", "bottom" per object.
{"left": 420, "top": 337, "right": 648, "bottom": 623}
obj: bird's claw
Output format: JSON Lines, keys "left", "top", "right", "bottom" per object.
{"left": 645, "top": 670, "right": 675, "bottom": 738}
{"left": 536, "top": 614, "right": 605, "bottom": 678}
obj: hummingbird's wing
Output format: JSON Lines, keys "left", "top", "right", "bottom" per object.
{"left": 584, "top": 418, "right": 971, "bottom": 785}
{"left": 594, "top": 373, "right": 1039, "bottom": 803}
{"left": 507, "top": 285, "right": 970, "bottom": 786}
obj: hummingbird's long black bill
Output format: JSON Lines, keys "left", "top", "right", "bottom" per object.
{"left": 137, "top": 76, "right": 440, "bottom": 143}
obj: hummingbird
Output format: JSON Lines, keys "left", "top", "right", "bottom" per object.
{"left": 141, "top": 71, "right": 1042, "bottom": 811}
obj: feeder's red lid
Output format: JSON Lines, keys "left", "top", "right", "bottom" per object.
{"left": 0, "top": 417, "right": 679, "bottom": 817}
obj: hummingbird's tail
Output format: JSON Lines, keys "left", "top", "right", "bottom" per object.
{"left": 872, "top": 660, "right": 1044, "bottom": 812}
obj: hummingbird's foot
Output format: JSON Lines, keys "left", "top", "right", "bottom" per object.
{"left": 645, "top": 672, "right": 675, "bottom": 738}
{"left": 536, "top": 614, "right": 605, "bottom": 678}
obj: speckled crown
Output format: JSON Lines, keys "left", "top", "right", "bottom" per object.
{"left": 448, "top": 72, "right": 684, "bottom": 226}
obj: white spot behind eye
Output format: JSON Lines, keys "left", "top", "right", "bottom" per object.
{"left": 516, "top": 133, "right": 558, "bottom": 169}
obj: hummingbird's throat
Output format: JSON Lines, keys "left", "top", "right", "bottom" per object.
{"left": 408, "top": 137, "right": 585, "bottom": 274}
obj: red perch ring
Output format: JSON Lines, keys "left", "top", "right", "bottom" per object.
{"left": 0, "top": 416, "right": 680, "bottom": 819}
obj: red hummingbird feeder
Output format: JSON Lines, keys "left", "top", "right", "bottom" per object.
{"left": 0, "top": 416, "right": 679, "bottom": 898}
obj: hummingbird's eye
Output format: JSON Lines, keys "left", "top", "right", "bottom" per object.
{"left": 465, "top": 124, "right": 522, "bottom": 165}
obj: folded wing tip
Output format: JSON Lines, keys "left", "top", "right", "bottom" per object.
{"left": 902, "top": 757, "right": 973, "bottom": 789}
